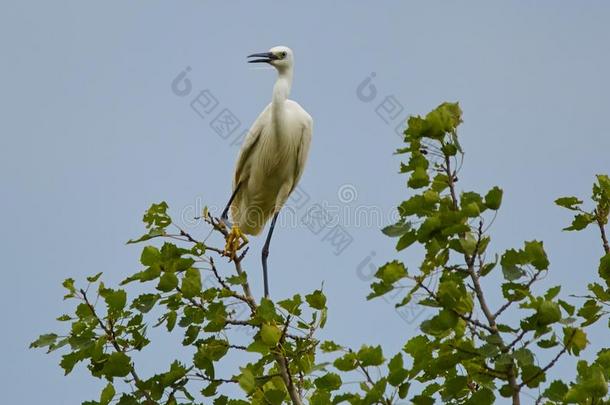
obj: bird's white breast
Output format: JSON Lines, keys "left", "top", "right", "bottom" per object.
{"left": 251, "top": 101, "right": 302, "bottom": 184}
{"left": 231, "top": 98, "right": 311, "bottom": 235}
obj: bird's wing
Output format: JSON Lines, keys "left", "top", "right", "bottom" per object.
{"left": 233, "top": 104, "right": 270, "bottom": 188}
{"left": 290, "top": 118, "right": 313, "bottom": 194}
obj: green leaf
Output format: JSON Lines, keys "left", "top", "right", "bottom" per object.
{"left": 443, "top": 375, "right": 468, "bottom": 398}
{"left": 314, "top": 372, "right": 342, "bottom": 391}
{"left": 408, "top": 167, "right": 430, "bottom": 189}
{"left": 537, "top": 301, "right": 561, "bottom": 326}
{"left": 246, "top": 339, "right": 269, "bottom": 354}
{"left": 421, "top": 309, "right": 458, "bottom": 336}
{"left": 502, "top": 266, "right": 525, "bottom": 282}
{"left": 181, "top": 268, "right": 202, "bottom": 298}
{"left": 521, "top": 364, "right": 546, "bottom": 388}
{"left": 204, "top": 302, "right": 227, "bottom": 332}
{"left": 558, "top": 299, "right": 575, "bottom": 316}
{"left": 100, "top": 383, "right": 115, "bottom": 405}
{"left": 424, "top": 102, "right": 462, "bottom": 138}
{"left": 126, "top": 229, "right": 165, "bottom": 245}
{"left": 87, "top": 272, "right": 103, "bottom": 283}
{"left": 264, "top": 389, "right": 286, "bottom": 405}
{"left": 462, "top": 202, "right": 480, "bottom": 218}
{"left": 563, "top": 213, "right": 594, "bottom": 231}
{"left": 484, "top": 186, "right": 503, "bottom": 210}
{"left": 29, "top": 333, "right": 58, "bottom": 349}
{"left": 417, "top": 216, "right": 442, "bottom": 241}
{"left": 578, "top": 299, "right": 602, "bottom": 326}
{"left": 459, "top": 234, "right": 477, "bottom": 256}
{"left": 142, "top": 201, "right": 171, "bottom": 229}
{"left": 589, "top": 282, "right": 610, "bottom": 301}
{"left": 102, "top": 352, "right": 131, "bottom": 378}
{"left": 100, "top": 288, "right": 127, "bottom": 313}
{"left": 464, "top": 388, "right": 494, "bottom": 404}
{"left": 333, "top": 352, "right": 358, "bottom": 371}
{"left": 257, "top": 298, "right": 278, "bottom": 322}
{"left": 438, "top": 279, "right": 473, "bottom": 314}
{"left": 260, "top": 323, "right": 282, "bottom": 346}
{"left": 320, "top": 340, "right": 342, "bottom": 352}
{"left": 382, "top": 221, "right": 412, "bottom": 237}
{"left": 157, "top": 272, "right": 178, "bottom": 292}
{"left": 524, "top": 240, "right": 549, "bottom": 270}
{"left": 543, "top": 380, "right": 568, "bottom": 401}
{"left": 237, "top": 367, "right": 256, "bottom": 394}
{"left": 599, "top": 253, "right": 610, "bottom": 285}
{"left": 225, "top": 273, "right": 247, "bottom": 286}
{"left": 514, "top": 348, "right": 534, "bottom": 367}
{"left": 412, "top": 394, "right": 435, "bottom": 405}
{"left": 501, "top": 249, "right": 526, "bottom": 281}
{"left": 555, "top": 196, "right": 583, "bottom": 210}
{"left": 480, "top": 260, "right": 497, "bottom": 276}
{"left": 160, "top": 361, "right": 187, "bottom": 386}
{"left": 310, "top": 391, "right": 331, "bottom": 405}
{"left": 116, "top": 394, "right": 139, "bottom": 405}
{"left": 375, "top": 261, "right": 407, "bottom": 284}
{"left": 60, "top": 350, "right": 88, "bottom": 375}
{"left": 62, "top": 278, "right": 76, "bottom": 299}
{"left": 140, "top": 246, "right": 161, "bottom": 266}
{"left": 278, "top": 294, "right": 303, "bottom": 316}
{"left": 75, "top": 303, "right": 93, "bottom": 319}
{"left": 131, "top": 293, "right": 159, "bottom": 313}
{"left": 358, "top": 345, "right": 384, "bottom": 367}
{"left": 398, "top": 382, "right": 410, "bottom": 399}
{"left": 306, "top": 290, "right": 327, "bottom": 310}
{"left": 441, "top": 143, "right": 457, "bottom": 156}
{"left": 201, "top": 381, "right": 220, "bottom": 397}
{"left": 396, "top": 230, "right": 418, "bottom": 251}
{"left": 537, "top": 335, "right": 559, "bottom": 349}
{"left": 564, "top": 327, "right": 587, "bottom": 355}
{"left": 544, "top": 285, "right": 561, "bottom": 300}
{"left": 197, "top": 339, "right": 229, "bottom": 364}
{"left": 388, "top": 354, "right": 409, "bottom": 386}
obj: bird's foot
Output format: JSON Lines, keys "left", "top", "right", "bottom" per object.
{"left": 223, "top": 224, "right": 248, "bottom": 260}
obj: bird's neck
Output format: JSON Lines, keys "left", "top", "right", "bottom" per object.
{"left": 271, "top": 70, "right": 293, "bottom": 123}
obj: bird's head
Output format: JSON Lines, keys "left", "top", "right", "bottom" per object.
{"left": 247, "top": 46, "right": 293, "bottom": 72}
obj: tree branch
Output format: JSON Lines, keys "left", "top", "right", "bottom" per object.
{"left": 206, "top": 222, "right": 304, "bottom": 405}
{"left": 417, "top": 279, "right": 495, "bottom": 334}
{"left": 518, "top": 329, "right": 575, "bottom": 388}
{"left": 209, "top": 256, "right": 256, "bottom": 312}
{"left": 80, "top": 289, "right": 154, "bottom": 403}
{"left": 594, "top": 208, "right": 610, "bottom": 254}
{"left": 494, "top": 269, "right": 543, "bottom": 320}
{"left": 353, "top": 352, "right": 392, "bottom": 405}
{"left": 444, "top": 153, "right": 521, "bottom": 405}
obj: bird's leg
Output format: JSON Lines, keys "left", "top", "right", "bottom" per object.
{"left": 220, "top": 182, "right": 242, "bottom": 228}
{"left": 223, "top": 224, "right": 249, "bottom": 260}
{"left": 261, "top": 212, "right": 279, "bottom": 298}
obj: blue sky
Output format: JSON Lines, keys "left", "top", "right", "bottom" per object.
{"left": 2, "top": 1, "right": 610, "bottom": 403}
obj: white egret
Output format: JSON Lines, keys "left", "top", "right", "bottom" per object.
{"left": 221, "top": 46, "right": 312, "bottom": 298}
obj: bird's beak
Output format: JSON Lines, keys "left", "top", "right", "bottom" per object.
{"left": 247, "top": 52, "right": 278, "bottom": 64}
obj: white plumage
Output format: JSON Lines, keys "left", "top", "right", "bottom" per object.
{"left": 230, "top": 46, "right": 312, "bottom": 235}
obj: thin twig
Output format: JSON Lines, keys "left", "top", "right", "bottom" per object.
{"left": 518, "top": 329, "right": 576, "bottom": 388}
{"left": 353, "top": 352, "right": 392, "bottom": 405}
{"left": 209, "top": 257, "right": 256, "bottom": 312}
{"left": 444, "top": 152, "right": 521, "bottom": 405}
{"left": 80, "top": 289, "right": 155, "bottom": 403}
{"left": 494, "top": 269, "right": 544, "bottom": 320}
{"left": 417, "top": 277, "right": 495, "bottom": 334}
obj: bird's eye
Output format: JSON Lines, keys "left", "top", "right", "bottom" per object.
{"left": 280, "top": 51, "right": 287, "bottom": 58}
